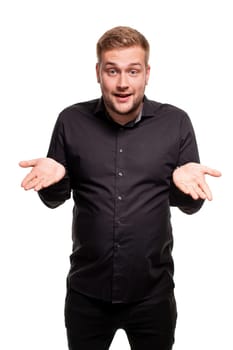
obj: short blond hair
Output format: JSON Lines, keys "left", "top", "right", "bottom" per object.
{"left": 96, "top": 26, "right": 150, "bottom": 65}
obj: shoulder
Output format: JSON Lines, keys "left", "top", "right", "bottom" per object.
{"left": 144, "top": 97, "right": 188, "bottom": 120}
{"left": 58, "top": 98, "right": 100, "bottom": 122}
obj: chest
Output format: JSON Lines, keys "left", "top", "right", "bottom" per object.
{"left": 64, "top": 117, "right": 180, "bottom": 184}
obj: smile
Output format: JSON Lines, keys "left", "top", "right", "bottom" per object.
{"left": 114, "top": 93, "right": 132, "bottom": 102}
{"left": 115, "top": 93, "right": 132, "bottom": 98}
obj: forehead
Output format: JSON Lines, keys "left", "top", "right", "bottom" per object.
{"left": 100, "top": 46, "right": 146, "bottom": 66}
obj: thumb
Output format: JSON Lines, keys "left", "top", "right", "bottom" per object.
{"left": 19, "top": 159, "right": 39, "bottom": 168}
{"left": 202, "top": 166, "right": 222, "bottom": 177}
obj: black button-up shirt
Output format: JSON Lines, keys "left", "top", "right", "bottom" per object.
{"left": 39, "top": 96, "right": 203, "bottom": 303}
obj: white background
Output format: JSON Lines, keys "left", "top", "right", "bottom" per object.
{"left": 1, "top": 0, "right": 232, "bottom": 349}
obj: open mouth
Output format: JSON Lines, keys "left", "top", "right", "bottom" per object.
{"left": 114, "top": 93, "right": 132, "bottom": 102}
{"left": 115, "top": 93, "right": 131, "bottom": 98}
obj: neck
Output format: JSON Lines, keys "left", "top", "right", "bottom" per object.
{"left": 106, "top": 105, "right": 143, "bottom": 126}
{"left": 109, "top": 114, "right": 137, "bottom": 125}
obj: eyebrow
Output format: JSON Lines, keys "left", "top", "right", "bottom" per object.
{"left": 104, "top": 62, "right": 143, "bottom": 67}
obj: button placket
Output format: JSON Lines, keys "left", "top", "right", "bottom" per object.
{"left": 115, "top": 131, "right": 125, "bottom": 207}
{"left": 112, "top": 129, "right": 125, "bottom": 302}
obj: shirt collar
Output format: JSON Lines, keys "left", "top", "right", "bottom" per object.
{"left": 94, "top": 95, "right": 160, "bottom": 126}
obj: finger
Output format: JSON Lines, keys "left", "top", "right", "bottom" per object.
{"left": 19, "top": 159, "right": 39, "bottom": 168}
{"left": 197, "top": 181, "right": 213, "bottom": 201}
{"left": 184, "top": 182, "right": 208, "bottom": 201}
{"left": 176, "top": 181, "right": 200, "bottom": 200}
{"left": 193, "top": 184, "right": 209, "bottom": 200}
{"left": 34, "top": 176, "right": 47, "bottom": 191}
{"left": 176, "top": 182, "right": 190, "bottom": 195}
{"left": 21, "top": 171, "right": 36, "bottom": 188}
{"left": 201, "top": 166, "right": 222, "bottom": 177}
{"left": 188, "top": 186, "right": 200, "bottom": 200}
{"left": 21, "top": 171, "right": 41, "bottom": 190}
{"left": 23, "top": 176, "right": 41, "bottom": 191}
{"left": 34, "top": 182, "right": 44, "bottom": 192}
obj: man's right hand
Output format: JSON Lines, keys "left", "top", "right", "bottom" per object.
{"left": 19, "top": 158, "right": 66, "bottom": 191}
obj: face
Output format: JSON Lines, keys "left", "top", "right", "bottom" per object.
{"left": 96, "top": 46, "right": 150, "bottom": 123}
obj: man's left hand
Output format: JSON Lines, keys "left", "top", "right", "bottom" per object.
{"left": 172, "top": 162, "right": 221, "bottom": 201}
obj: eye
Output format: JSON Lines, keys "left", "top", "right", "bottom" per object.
{"left": 129, "top": 69, "right": 138, "bottom": 76}
{"left": 107, "top": 68, "right": 118, "bottom": 76}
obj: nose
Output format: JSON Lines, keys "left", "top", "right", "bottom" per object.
{"left": 117, "top": 72, "right": 129, "bottom": 89}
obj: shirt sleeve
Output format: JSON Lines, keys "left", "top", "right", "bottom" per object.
{"left": 38, "top": 114, "right": 71, "bottom": 208}
{"left": 169, "top": 113, "right": 204, "bottom": 214}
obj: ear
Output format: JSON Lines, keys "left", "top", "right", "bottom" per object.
{"left": 96, "top": 63, "right": 100, "bottom": 83}
{"left": 145, "top": 64, "right": 151, "bottom": 85}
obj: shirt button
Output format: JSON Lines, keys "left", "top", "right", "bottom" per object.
{"left": 118, "top": 195, "right": 122, "bottom": 201}
{"left": 118, "top": 171, "right": 123, "bottom": 176}
{"left": 119, "top": 148, "right": 123, "bottom": 153}
{"left": 114, "top": 220, "right": 122, "bottom": 227}
{"left": 114, "top": 243, "right": 120, "bottom": 251}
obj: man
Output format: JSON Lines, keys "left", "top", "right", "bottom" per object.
{"left": 20, "top": 26, "right": 221, "bottom": 350}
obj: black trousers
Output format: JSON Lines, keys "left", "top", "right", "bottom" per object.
{"left": 64, "top": 287, "right": 177, "bottom": 350}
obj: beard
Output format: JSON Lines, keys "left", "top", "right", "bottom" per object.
{"left": 103, "top": 93, "right": 144, "bottom": 118}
